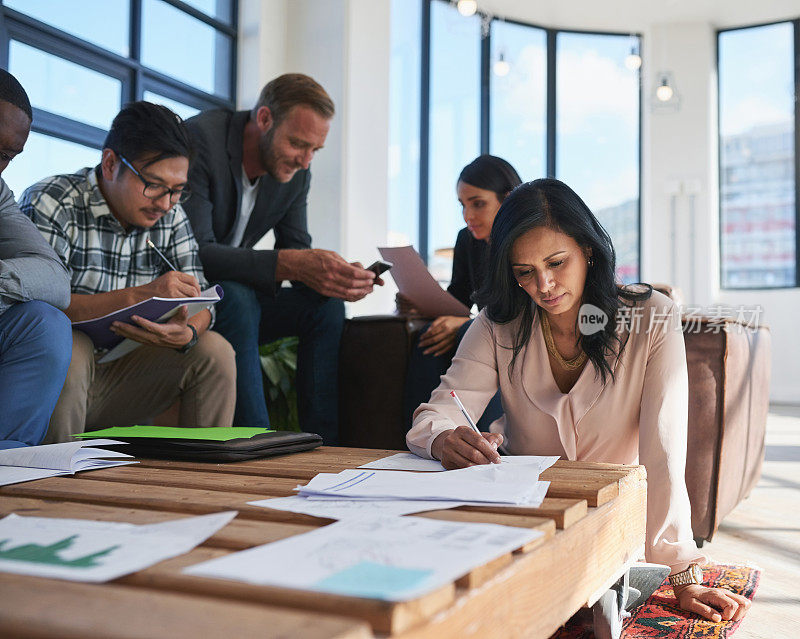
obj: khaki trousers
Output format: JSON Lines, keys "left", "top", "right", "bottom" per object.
{"left": 44, "top": 330, "right": 237, "bottom": 443}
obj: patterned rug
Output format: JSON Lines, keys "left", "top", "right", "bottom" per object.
{"left": 550, "top": 564, "right": 761, "bottom": 639}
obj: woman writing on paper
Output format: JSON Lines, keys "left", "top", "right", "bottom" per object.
{"left": 406, "top": 179, "right": 750, "bottom": 623}
{"left": 399, "top": 154, "right": 521, "bottom": 429}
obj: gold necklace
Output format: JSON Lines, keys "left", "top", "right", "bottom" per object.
{"left": 540, "top": 312, "right": 588, "bottom": 371}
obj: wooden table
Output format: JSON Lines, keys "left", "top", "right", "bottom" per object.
{"left": 0, "top": 447, "right": 647, "bottom": 639}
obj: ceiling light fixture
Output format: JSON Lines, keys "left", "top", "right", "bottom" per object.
{"left": 656, "top": 76, "right": 674, "bottom": 102}
{"left": 624, "top": 46, "right": 642, "bottom": 71}
{"left": 493, "top": 52, "right": 510, "bottom": 77}
{"left": 457, "top": 0, "right": 478, "bottom": 17}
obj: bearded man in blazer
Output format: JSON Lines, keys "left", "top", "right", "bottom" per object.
{"left": 183, "top": 73, "right": 379, "bottom": 443}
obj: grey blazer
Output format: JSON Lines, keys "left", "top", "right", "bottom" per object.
{"left": 183, "top": 109, "right": 312, "bottom": 297}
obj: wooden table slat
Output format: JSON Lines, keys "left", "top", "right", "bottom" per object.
{"left": 0, "top": 496, "right": 316, "bottom": 550}
{"left": 118, "top": 547, "right": 454, "bottom": 635}
{"left": 0, "top": 477, "right": 335, "bottom": 525}
{"left": 0, "top": 573, "right": 372, "bottom": 639}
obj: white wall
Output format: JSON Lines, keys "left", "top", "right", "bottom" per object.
{"left": 641, "top": 22, "right": 718, "bottom": 307}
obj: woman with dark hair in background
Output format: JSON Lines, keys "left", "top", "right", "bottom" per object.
{"left": 407, "top": 178, "right": 750, "bottom": 624}
{"left": 400, "top": 154, "right": 522, "bottom": 430}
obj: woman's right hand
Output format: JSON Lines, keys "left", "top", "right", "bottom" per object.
{"left": 396, "top": 292, "right": 420, "bottom": 317}
{"left": 431, "top": 426, "right": 503, "bottom": 469}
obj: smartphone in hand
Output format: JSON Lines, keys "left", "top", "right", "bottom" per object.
{"left": 366, "top": 260, "right": 392, "bottom": 277}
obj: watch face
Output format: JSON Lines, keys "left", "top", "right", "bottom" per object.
{"left": 691, "top": 564, "right": 703, "bottom": 583}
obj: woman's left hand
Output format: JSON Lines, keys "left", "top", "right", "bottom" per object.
{"left": 419, "top": 316, "right": 470, "bottom": 356}
{"left": 674, "top": 584, "right": 751, "bottom": 623}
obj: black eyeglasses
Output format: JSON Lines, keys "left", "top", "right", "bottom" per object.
{"left": 119, "top": 155, "right": 192, "bottom": 204}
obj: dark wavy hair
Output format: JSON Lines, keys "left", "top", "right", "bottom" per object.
{"left": 458, "top": 154, "right": 522, "bottom": 201}
{"left": 475, "top": 178, "right": 651, "bottom": 384}
{"left": 104, "top": 101, "right": 193, "bottom": 168}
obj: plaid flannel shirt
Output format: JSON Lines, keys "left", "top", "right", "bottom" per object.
{"left": 19, "top": 166, "right": 214, "bottom": 325}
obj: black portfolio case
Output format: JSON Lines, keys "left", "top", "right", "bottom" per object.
{"left": 104, "top": 430, "right": 323, "bottom": 462}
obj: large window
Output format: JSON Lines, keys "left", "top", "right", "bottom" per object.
{"left": 718, "top": 21, "right": 798, "bottom": 289}
{"left": 490, "top": 20, "right": 547, "bottom": 190}
{"left": 388, "top": 0, "right": 641, "bottom": 284}
{"left": 427, "top": 0, "right": 481, "bottom": 282}
{"left": 556, "top": 32, "right": 640, "bottom": 282}
{"left": 0, "top": 0, "right": 237, "bottom": 197}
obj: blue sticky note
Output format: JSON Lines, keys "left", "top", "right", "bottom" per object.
{"left": 314, "top": 561, "right": 433, "bottom": 600}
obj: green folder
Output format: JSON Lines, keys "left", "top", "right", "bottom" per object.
{"left": 74, "top": 426, "right": 322, "bottom": 462}
{"left": 75, "top": 426, "right": 274, "bottom": 442}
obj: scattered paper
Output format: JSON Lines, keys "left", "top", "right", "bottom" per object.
{"left": 378, "top": 246, "right": 470, "bottom": 317}
{"left": 303, "top": 480, "right": 550, "bottom": 510}
{"left": 248, "top": 495, "right": 475, "bottom": 519}
{"left": 0, "top": 511, "right": 236, "bottom": 582}
{"left": 359, "top": 452, "right": 561, "bottom": 474}
{"left": 297, "top": 464, "right": 550, "bottom": 505}
{"left": 185, "top": 515, "right": 541, "bottom": 601}
{"left": 0, "top": 440, "right": 135, "bottom": 487}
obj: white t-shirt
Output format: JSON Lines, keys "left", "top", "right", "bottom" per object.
{"left": 229, "top": 164, "right": 261, "bottom": 247}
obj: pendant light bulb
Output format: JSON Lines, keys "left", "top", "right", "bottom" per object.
{"left": 457, "top": 0, "right": 478, "bottom": 17}
{"left": 493, "top": 52, "right": 510, "bottom": 77}
{"left": 624, "top": 47, "right": 642, "bottom": 71}
{"left": 656, "top": 77, "right": 674, "bottom": 102}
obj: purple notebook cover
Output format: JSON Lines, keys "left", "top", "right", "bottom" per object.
{"left": 72, "top": 285, "right": 223, "bottom": 350}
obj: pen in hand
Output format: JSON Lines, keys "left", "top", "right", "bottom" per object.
{"left": 449, "top": 390, "right": 501, "bottom": 463}
{"left": 146, "top": 236, "right": 179, "bottom": 272}
{"left": 449, "top": 390, "right": 481, "bottom": 436}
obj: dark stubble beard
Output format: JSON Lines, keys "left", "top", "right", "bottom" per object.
{"left": 257, "top": 126, "right": 279, "bottom": 180}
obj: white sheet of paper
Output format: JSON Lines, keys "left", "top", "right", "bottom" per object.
{"left": 358, "top": 452, "right": 561, "bottom": 474}
{"left": 297, "top": 463, "right": 548, "bottom": 505}
{"left": 98, "top": 286, "right": 222, "bottom": 363}
{"left": 358, "top": 453, "right": 444, "bottom": 472}
{"left": 0, "top": 440, "right": 135, "bottom": 487}
{"left": 303, "top": 480, "right": 551, "bottom": 510}
{"left": 185, "top": 515, "right": 541, "bottom": 601}
{"left": 248, "top": 495, "right": 475, "bottom": 519}
{"left": 378, "top": 246, "right": 470, "bottom": 317}
{"left": 0, "top": 467, "right": 65, "bottom": 487}
{"left": 0, "top": 511, "right": 236, "bottom": 582}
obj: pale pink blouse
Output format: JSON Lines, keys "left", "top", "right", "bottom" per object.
{"left": 407, "top": 291, "right": 706, "bottom": 571}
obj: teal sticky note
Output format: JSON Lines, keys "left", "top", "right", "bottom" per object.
{"left": 314, "top": 561, "right": 432, "bottom": 600}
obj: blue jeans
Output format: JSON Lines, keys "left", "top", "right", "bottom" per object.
{"left": 402, "top": 318, "right": 503, "bottom": 431}
{"left": 0, "top": 301, "right": 72, "bottom": 449}
{"left": 213, "top": 281, "right": 345, "bottom": 444}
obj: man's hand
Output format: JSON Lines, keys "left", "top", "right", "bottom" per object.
{"left": 279, "top": 249, "right": 377, "bottom": 301}
{"left": 419, "top": 316, "right": 470, "bottom": 356}
{"left": 137, "top": 271, "right": 201, "bottom": 299}
{"left": 396, "top": 293, "right": 420, "bottom": 317}
{"left": 110, "top": 305, "right": 194, "bottom": 349}
{"left": 431, "top": 426, "right": 503, "bottom": 469}
{"left": 674, "top": 583, "right": 751, "bottom": 623}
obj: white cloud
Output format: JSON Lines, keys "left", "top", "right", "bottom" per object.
{"left": 556, "top": 49, "right": 639, "bottom": 135}
{"left": 721, "top": 95, "right": 793, "bottom": 137}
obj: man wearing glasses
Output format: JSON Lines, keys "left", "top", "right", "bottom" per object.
{"left": 20, "top": 101, "right": 236, "bottom": 443}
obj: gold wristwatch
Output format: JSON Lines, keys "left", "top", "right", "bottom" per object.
{"left": 668, "top": 563, "right": 703, "bottom": 587}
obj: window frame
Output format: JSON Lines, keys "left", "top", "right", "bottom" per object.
{"left": 0, "top": 0, "right": 237, "bottom": 153}
{"left": 418, "top": 0, "right": 642, "bottom": 282}
{"left": 716, "top": 18, "right": 800, "bottom": 291}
